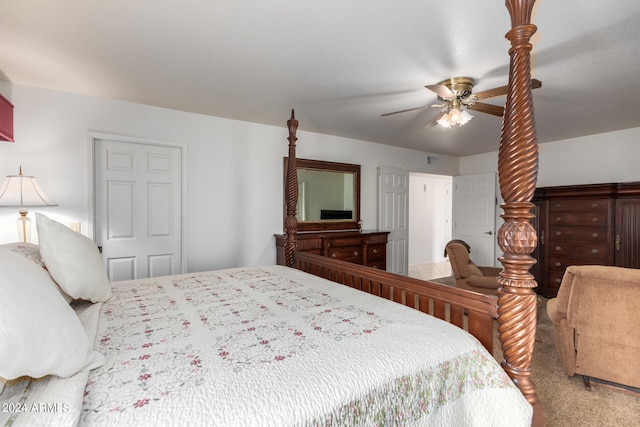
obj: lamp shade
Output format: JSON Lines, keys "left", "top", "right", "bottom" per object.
{"left": 0, "top": 168, "right": 57, "bottom": 207}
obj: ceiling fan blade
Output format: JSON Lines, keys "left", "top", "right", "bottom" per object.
{"left": 471, "top": 79, "right": 542, "bottom": 101}
{"left": 466, "top": 102, "right": 505, "bottom": 117}
{"left": 425, "top": 84, "right": 455, "bottom": 99}
{"left": 470, "top": 86, "right": 507, "bottom": 101}
{"left": 425, "top": 111, "right": 446, "bottom": 128}
{"left": 381, "top": 105, "right": 430, "bottom": 117}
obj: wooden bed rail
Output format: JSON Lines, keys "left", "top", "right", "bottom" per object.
{"left": 294, "top": 250, "right": 498, "bottom": 354}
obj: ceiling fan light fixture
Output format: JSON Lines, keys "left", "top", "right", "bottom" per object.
{"left": 459, "top": 109, "right": 473, "bottom": 125}
{"left": 436, "top": 113, "right": 452, "bottom": 128}
{"left": 436, "top": 107, "right": 473, "bottom": 128}
{"left": 448, "top": 108, "right": 461, "bottom": 124}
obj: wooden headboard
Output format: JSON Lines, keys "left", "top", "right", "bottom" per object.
{"left": 283, "top": 0, "right": 542, "bottom": 413}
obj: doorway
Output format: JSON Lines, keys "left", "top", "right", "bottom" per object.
{"left": 408, "top": 173, "right": 453, "bottom": 280}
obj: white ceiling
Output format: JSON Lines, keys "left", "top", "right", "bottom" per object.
{"left": 2, "top": 1, "right": 640, "bottom": 157}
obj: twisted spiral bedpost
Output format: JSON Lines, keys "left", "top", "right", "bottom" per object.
{"left": 497, "top": 0, "right": 540, "bottom": 406}
{"left": 284, "top": 109, "right": 299, "bottom": 268}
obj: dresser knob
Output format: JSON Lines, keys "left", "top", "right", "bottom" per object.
{"left": 372, "top": 249, "right": 378, "bottom": 254}
{"left": 592, "top": 233, "right": 599, "bottom": 238}
{"left": 592, "top": 203, "right": 599, "bottom": 208}
{"left": 372, "top": 265, "right": 378, "bottom": 269}
{"left": 592, "top": 217, "right": 598, "bottom": 222}
{"left": 555, "top": 262, "right": 561, "bottom": 267}
{"left": 556, "top": 278, "right": 562, "bottom": 284}
{"left": 556, "top": 217, "right": 562, "bottom": 222}
{"left": 331, "top": 253, "right": 337, "bottom": 258}
{"left": 592, "top": 249, "right": 598, "bottom": 254}
{"left": 555, "top": 231, "right": 562, "bottom": 236}
{"left": 555, "top": 203, "right": 562, "bottom": 208}
{"left": 555, "top": 246, "right": 562, "bottom": 251}
{"left": 353, "top": 251, "right": 359, "bottom": 256}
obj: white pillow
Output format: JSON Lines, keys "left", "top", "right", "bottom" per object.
{"left": 0, "top": 248, "right": 106, "bottom": 380}
{"left": 0, "top": 242, "right": 73, "bottom": 303}
{"left": 36, "top": 213, "right": 112, "bottom": 303}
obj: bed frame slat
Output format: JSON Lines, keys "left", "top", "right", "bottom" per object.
{"left": 450, "top": 304, "right": 465, "bottom": 329}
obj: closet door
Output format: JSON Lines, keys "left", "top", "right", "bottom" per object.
{"left": 452, "top": 173, "right": 497, "bottom": 267}
{"left": 378, "top": 166, "right": 409, "bottom": 275}
{"left": 94, "top": 138, "right": 184, "bottom": 281}
{"left": 615, "top": 198, "right": 640, "bottom": 268}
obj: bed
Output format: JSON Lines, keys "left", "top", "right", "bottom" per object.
{"left": 1, "top": 1, "right": 542, "bottom": 425}
{"left": 1, "top": 240, "right": 531, "bottom": 426}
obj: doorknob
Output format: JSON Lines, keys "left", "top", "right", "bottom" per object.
{"left": 484, "top": 231, "right": 493, "bottom": 235}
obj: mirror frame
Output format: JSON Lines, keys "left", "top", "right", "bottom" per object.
{"left": 284, "top": 157, "right": 361, "bottom": 232}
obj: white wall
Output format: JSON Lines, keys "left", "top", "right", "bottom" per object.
{"left": 0, "top": 82, "right": 459, "bottom": 273}
{"left": 408, "top": 173, "right": 452, "bottom": 266}
{"left": 459, "top": 128, "right": 640, "bottom": 186}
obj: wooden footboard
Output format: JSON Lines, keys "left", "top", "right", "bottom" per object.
{"left": 294, "top": 250, "right": 498, "bottom": 354}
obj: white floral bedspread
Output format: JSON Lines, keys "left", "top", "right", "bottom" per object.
{"left": 76, "top": 265, "right": 531, "bottom": 426}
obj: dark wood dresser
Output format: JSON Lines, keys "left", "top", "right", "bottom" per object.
{"left": 532, "top": 182, "right": 640, "bottom": 297}
{"left": 275, "top": 230, "right": 389, "bottom": 270}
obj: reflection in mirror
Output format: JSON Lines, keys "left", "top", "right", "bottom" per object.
{"left": 297, "top": 168, "right": 354, "bottom": 221}
{"left": 284, "top": 158, "right": 361, "bottom": 232}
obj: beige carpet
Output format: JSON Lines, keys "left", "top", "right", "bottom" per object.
{"left": 496, "top": 298, "right": 640, "bottom": 427}
{"left": 430, "top": 276, "right": 640, "bottom": 426}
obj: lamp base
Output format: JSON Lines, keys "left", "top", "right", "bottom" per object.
{"left": 17, "top": 208, "right": 31, "bottom": 243}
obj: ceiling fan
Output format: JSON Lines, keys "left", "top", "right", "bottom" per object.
{"left": 382, "top": 76, "right": 542, "bottom": 128}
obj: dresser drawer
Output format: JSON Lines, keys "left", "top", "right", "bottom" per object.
{"left": 547, "top": 271, "right": 565, "bottom": 291}
{"left": 548, "top": 199, "right": 609, "bottom": 213}
{"left": 366, "top": 260, "right": 385, "bottom": 270}
{"left": 547, "top": 256, "right": 603, "bottom": 272}
{"left": 547, "top": 226, "right": 608, "bottom": 243}
{"left": 549, "top": 212, "right": 609, "bottom": 227}
{"left": 549, "top": 242, "right": 609, "bottom": 260}
{"left": 327, "top": 237, "right": 364, "bottom": 247}
{"left": 328, "top": 245, "right": 363, "bottom": 264}
{"left": 367, "top": 234, "right": 388, "bottom": 245}
{"left": 367, "top": 244, "right": 385, "bottom": 261}
{"left": 295, "top": 236, "right": 323, "bottom": 251}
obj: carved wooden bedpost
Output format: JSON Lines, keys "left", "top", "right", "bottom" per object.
{"left": 497, "top": 0, "right": 540, "bottom": 408}
{"left": 284, "top": 109, "right": 299, "bottom": 268}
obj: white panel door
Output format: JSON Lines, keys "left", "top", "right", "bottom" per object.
{"left": 378, "top": 166, "right": 409, "bottom": 275}
{"left": 95, "top": 139, "right": 183, "bottom": 281}
{"left": 452, "top": 173, "right": 496, "bottom": 266}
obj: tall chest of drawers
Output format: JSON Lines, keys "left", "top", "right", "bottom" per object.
{"left": 533, "top": 182, "right": 640, "bottom": 297}
{"left": 545, "top": 197, "right": 614, "bottom": 294}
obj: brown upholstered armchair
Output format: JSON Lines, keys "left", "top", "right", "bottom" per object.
{"left": 444, "top": 240, "right": 501, "bottom": 296}
{"left": 547, "top": 265, "right": 640, "bottom": 390}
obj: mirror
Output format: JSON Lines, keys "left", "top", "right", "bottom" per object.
{"left": 284, "top": 158, "right": 361, "bottom": 232}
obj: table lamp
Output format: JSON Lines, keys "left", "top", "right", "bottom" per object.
{"left": 0, "top": 167, "right": 57, "bottom": 242}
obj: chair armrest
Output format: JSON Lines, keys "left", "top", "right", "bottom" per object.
{"left": 546, "top": 298, "right": 565, "bottom": 324}
{"left": 478, "top": 266, "right": 502, "bottom": 276}
{"left": 466, "top": 275, "right": 500, "bottom": 289}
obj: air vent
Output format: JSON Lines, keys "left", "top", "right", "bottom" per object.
{"left": 425, "top": 153, "right": 440, "bottom": 168}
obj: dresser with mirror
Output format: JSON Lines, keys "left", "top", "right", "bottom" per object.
{"left": 275, "top": 158, "right": 389, "bottom": 270}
